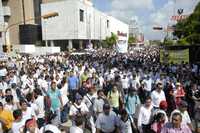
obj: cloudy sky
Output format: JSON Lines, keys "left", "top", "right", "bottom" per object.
{"left": 93, "top": 0, "right": 200, "bottom": 40}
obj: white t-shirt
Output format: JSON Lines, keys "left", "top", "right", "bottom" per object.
{"left": 93, "top": 98, "right": 105, "bottom": 113}
{"left": 95, "top": 111, "right": 118, "bottom": 133}
{"left": 4, "top": 103, "right": 17, "bottom": 112}
{"left": 70, "top": 126, "right": 83, "bottom": 133}
{"left": 34, "top": 95, "right": 45, "bottom": 118}
{"left": 22, "top": 107, "right": 35, "bottom": 122}
{"left": 12, "top": 120, "right": 25, "bottom": 133}
{"left": 137, "top": 105, "right": 153, "bottom": 127}
{"left": 118, "top": 116, "right": 133, "bottom": 133}
{"left": 83, "top": 93, "right": 97, "bottom": 109}
{"left": 0, "top": 68, "right": 7, "bottom": 77}
{"left": 60, "top": 84, "right": 69, "bottom": 105}
{"left": 121, "top": 77, "right": 129, "bottom": 89}
{"left": 99, "top": 76, "right": 104, "bottom": 88}
{"left": 40, "top": 124, "right": 61, "bottom": 133}
{"left": 144, "top": 79, "right": 152, "bottom": 92}
{"left": 69, "top": 102, "right": 89, "bottom": 116}
{"left": 0, "top": 82, "right": 8, "bottom": 92}
{"left": 151, "top": 90, "right": 166, "bottom": 108}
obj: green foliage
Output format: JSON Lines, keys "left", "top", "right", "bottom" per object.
{"left": 177, "top": 38, "right": 189, "bottom": 45}
{"left": 128, "top": 36, "right": 136, "bottom": 44}
{"left": 102, "top": 32, "right": 118, "bottom": 48}
{"left": 163, "top": 38, "right": 174, "bottom": 46}
{"left": 149, "top": 40, "right": 162, "bottom": 45}
{"left": 173, "top": 2, "right": 200, "bottom": 45}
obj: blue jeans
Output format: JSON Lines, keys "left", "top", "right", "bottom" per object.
{"left": 60, "top": 103, "right": 69, "bottom": 123}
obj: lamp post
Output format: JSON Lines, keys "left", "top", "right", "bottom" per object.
{"left": 3, "top": 12, "right": 58, "bottom": 52}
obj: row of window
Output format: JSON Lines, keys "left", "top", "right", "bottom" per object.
{"left": 79, "top": 9, "right": 109, "bottom": 28}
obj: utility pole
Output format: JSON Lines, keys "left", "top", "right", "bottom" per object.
{"left": 22, "top": 0, "right": 26, "bottom": 24}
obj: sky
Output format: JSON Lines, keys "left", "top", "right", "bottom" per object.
{"left": 92, "top": 0, "right": 200, "bottom": 40}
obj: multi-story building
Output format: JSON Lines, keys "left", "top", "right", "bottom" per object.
{"left": 41, "top": 0, "right": 129, "bottom": 52}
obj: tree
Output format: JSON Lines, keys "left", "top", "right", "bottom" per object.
{"left": 173, "top": 2, "right": 200, "bottom": 45}
{"left": 128, "top": 36, "right": 136, "bottom": 44}
{"left": 102, "top": 32, "right": 118, "bottom": 48}
{"left": 163, "top": 38, "right": 174, "bottom": 46}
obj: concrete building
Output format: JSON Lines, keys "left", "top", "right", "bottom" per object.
{"left": 41, "top": 0, "right": 129, "bottom": 51}
{"left": 0, "top": 0, "right": 11, "bottom": 49}
{"left": 6, "top": 0, "right": 38, "bottom": 45}
{"left": 129, "top": 18, "right": 140, "bottom": 38}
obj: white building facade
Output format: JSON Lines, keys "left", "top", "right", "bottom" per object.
{"left": 0, "top": 0, "right": 11, "bottom": 52}
{"left": 41, "top": 0, "right": 129, "bottom": 52}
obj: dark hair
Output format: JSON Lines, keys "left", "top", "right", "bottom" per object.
{"left": 44, "top": 131, "right": 54, "bottom": 133}
{"left": 97, "top": 89, "right": 104, "bottom": 95}
{"left": 75, "top": 115, "right": 84, "bottom": 126}
{"left": 13, "top": 109, "right": 22, "bottom": 120}
{"left": 5, "top": 88, "right": 12, "bottom": 94}
{"left": 19, "top": 99, "right": 27, "bottom": 106}
{"left": 26, "top": 93, "right": 33, "bottom": 102}
{"left": 0, "top": 102, "right": 3, "bottom": 107}
{"left": 154, "top": 112, "right": 165, "bottom": 122}
{"left": 145, "top": 96, "right": 152, "bottom": 102}
{"left": 172, "top": 112, "right": 182, "bottom": 121}
{"left": 34, "top": 89, "right": 42, "bottom": 96}
{"left": 5, "top": 95, "right": 13, "bottom": 103}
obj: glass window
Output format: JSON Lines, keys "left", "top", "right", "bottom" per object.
{"left": 80, "top": 9, "right": 84, "bottom": 22}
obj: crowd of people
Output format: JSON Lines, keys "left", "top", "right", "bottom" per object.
{"left": 0, "top": 46, "right": 200, "bottom": 133}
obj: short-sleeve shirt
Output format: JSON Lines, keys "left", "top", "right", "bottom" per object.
{"left": 95, "top": 111, "right": 118, "bottom": 132}
{"left": 69, "top": 102, "right": 89, "bottom": 116}
{"left": 118, "top": 116, "right": 132, "bottom": 133}
{"left": 0, "top": 109, "right": 14, "bottom": 130}
{"left": 47, "top": 89, "right": 61, "bottom": 111}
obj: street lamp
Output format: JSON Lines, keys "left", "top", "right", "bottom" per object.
{"left": 3, "top": 12, "right": 58, "bottom": 52}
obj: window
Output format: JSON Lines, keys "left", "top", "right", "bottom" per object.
{"left": 80, "top": 9, "right": 84, "bottom": 22}
{"left": 107, "top": 20, "right": 109, "bottom": 28}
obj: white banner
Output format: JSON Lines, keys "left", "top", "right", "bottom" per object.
{"left": 116, "top": 40, "right": 128, "bottom": 53}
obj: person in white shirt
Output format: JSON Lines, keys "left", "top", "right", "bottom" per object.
{"left": 12, "top": 109, "right": 25, "bottom": 133}
{"left": 143, "top": 75, "right": 152, "bottom": 92}
{"left": 151, "top": 81, "right": 166, "bottom": 108}
{"left": 4, "top": 95, "right": 17, "bottom": 112}
{"left": 98, "top": 75, "right": 104, "bottom": 89}
{"left": 130, "top": 74, "right": 140, "bottom": 91}
{"left": 0, "top": 67, "right": 7, "bottom": 77}
{"left": 5, "top": 88, "right": 20, "bottom": 108}
{"left": 0, "top": 78, "right": 8, "bottom": 94}
{"left": 170, "top": 101, "right": 193, "bottom": 130}
{"left": 70, "top": 115, "right": 84, "bottom": 133}
{"left": 95, "top": 103, "right": 120, "bottom": 133}
{"left": 59, "top": 79, "right": 69, "bottom": 123}
{"left": 40, "top": 124, "right": 61, "bottom": 133}
{"left": 118, "top": 109, "right": 137, "bottom": 133}
{"left": 34, "top": 89, "right": 45, "bottom": 129}
{"left": 93, "top": 90, "right": 106, "bottom": 117}
{"left": 121, "top": 75, "right": 130, "bottom": 94}
{"left": 20, "top": 100, "right": 36, "bottom": 122}
{"left": 69, "top": 94, "right": 89, "bottom": 121}
{"left": 137, "top": 96, "right": 153, "bottom": 133}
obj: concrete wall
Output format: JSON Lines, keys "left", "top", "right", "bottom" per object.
{"left": 7, "top": 0, "right": 36, "bottom": 45}
{"left": 41, "top": 0, "right": 127, "bottom": 41}
{"left": 0, "top": 0, "right": 5, "bottom": 47}
{"left": 13, "top": 45, "right": 60, "bottom": 54}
